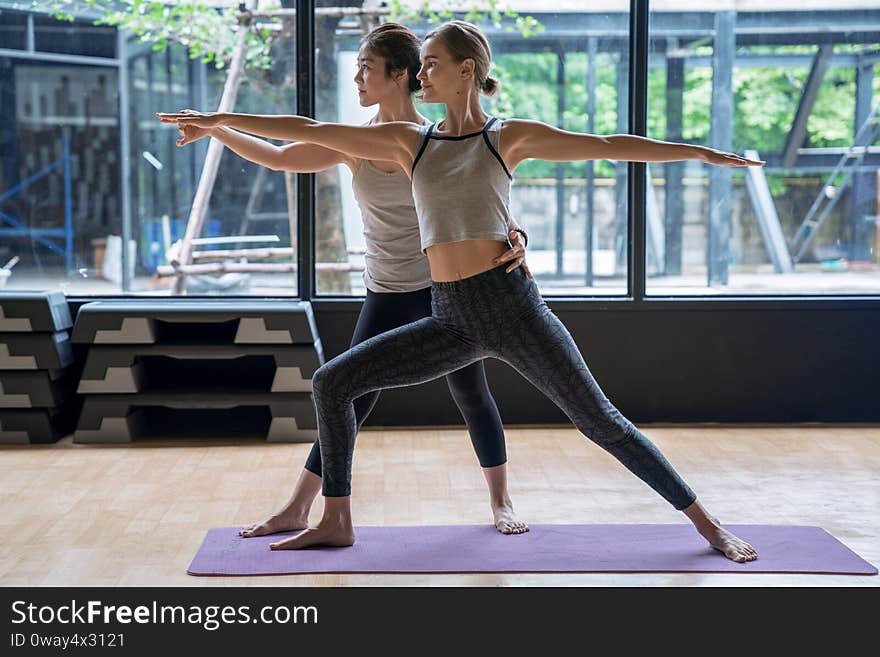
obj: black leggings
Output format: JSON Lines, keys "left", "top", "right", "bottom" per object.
{"left": 304, "top": 287, "right": 506, "bottom": 476}
{"left": 312, "top": 263, "right": 697, "bottom": 511}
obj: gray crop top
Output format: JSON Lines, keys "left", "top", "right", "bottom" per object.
{"left": 410, "top": 116, "right": 514, "bottom": 253}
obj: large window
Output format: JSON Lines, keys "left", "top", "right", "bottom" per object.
{"left": 0, "top": 4, "right": 298, "bottom": 296}
{"left": 315, "top": 3, "right": 631, "bottom": 296}
{"left": 1, "top": 2, "right": 878, "bottom": 298}
{"left": 647, "top": 3, "right": 880, "bottom": 295}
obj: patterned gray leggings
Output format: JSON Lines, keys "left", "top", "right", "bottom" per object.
{"left": 312, "top": 263, "right": 697, "bottom": 510}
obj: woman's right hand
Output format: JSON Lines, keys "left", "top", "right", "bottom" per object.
{"left": 494, "top": 229, "right": 532, "bottom": 278}
{"left": 700, "top": 147, "right": 764, "bottom": 167}
{"left": 176, "top": 123, "right": 213, "bottom": 148}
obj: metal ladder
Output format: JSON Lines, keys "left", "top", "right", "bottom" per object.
{"left": 789, "top": 100, "right": 880, "bottom": 263}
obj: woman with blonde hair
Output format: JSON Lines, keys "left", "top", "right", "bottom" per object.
{"left": 172, "top": 23, "right": 530, "bottom": 537}
{"left": 160, "top": 20, "right": 760, "bottom": 562}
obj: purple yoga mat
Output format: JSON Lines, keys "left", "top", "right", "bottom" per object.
{"left": 187, "top": 524, "right": 877, "bottom": 576}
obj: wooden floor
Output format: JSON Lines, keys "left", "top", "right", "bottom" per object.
{"left": 1, "top": 425, "right": 877, "bottom": 587}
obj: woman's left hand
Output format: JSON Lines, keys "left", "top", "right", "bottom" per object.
{"left": 701, "top": 147, "right": 764, "bottom": 167}
{"left": 494, "top": 229, "right": 532, "bottom": 278}
{"left": 156, "top": 109, "right": 227, "bottom": 129}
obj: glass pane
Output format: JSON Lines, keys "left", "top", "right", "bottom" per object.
{"left": 33, "top": 14, "right": 116, "bottom": 58}
{"left": 1, "top": 4, "right": 297, "bottom": 296}
{"left": 495, "top": 46, "right": 628, "bottom": 295}
{"left": 647, "top": 4, "right": 880, "bottom": 295}
{"left": 1, "top": 49, "right": 120, "bottom": 294}
{"left": 314, "top": 14, "right": 361, "bottom": 296}
{"left": 315, "top": 3, "right": 630, "bottom": 296}
{"left": 0, "top": 10, "right": 28, "bottom": 50}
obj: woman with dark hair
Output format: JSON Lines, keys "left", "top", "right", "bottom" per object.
{"left": 160, "top": 20, "right": 760, "bottom": 562}
{"left": 172, "top": 23, "right": 530, "bottom": 537}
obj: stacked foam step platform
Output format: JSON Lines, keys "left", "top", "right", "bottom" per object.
{"left": 0, "top": 291, "right": 79, "bottom": 443}
{"left": 71, "top": 300, "right": 323, "bottom": 443}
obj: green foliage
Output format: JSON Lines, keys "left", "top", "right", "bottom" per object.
{"left": 41, "top": 1, "right": 543, "bottom": 74}
{"left": 38, "top": 0, "right": 272, "bottom": 69}
{"left": 388, "top": 0, "right": 543, "bottom": 37}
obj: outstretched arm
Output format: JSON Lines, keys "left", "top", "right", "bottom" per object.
{"left": 176, "top": 123, "right": 354, "bottom": 173}
{"left": 500, "top": 119, "right": 764, "bottom": 170}
{"left": 157, "top": 110, "right": 420, "bottom": 171}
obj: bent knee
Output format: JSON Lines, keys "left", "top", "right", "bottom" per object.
{"left": 312, "top": 361, "right": 342, "bottom": 398}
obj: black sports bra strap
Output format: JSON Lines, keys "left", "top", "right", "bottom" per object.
{"left": 481, "top": 118, "right": 512, "bottom": 180}
{"left": 411, "top": 123, "right": 435, "bottom": 175}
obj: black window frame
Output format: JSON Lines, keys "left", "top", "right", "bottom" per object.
{"left": 297, "top": 0, "right": 880, "bottom": 311}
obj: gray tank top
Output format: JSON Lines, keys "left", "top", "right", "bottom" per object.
{"left": 350, "top": 157, "right": 432, "bottom": 293}
{"left": 411, "top": 116, "right": 513, "bottom": 252}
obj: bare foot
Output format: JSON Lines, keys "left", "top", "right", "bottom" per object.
{"left": 240, "top": 469, "right": 323, "bottom": 538}
{"left": 269, "top": 523, "right": 355, "bottom": 550}
{"left": 239, "top": 509, "right": 308, "bottom": 538}
{"left": 698, "top": 519, "right": 758, "bottom": 563}
{"left": 492, "top": 498, "right": 529, "bottom": 535}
